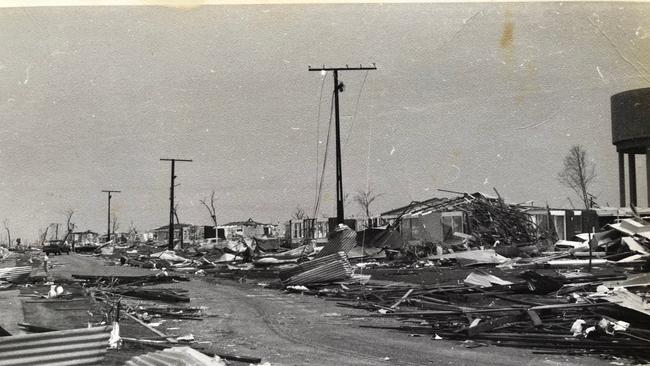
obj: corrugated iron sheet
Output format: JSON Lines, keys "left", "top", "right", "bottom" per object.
{"left": 283, "top": 261, "right": 353, "bottom": 286}
{"left": 125, "top": 346, "right": 225, "bottom": 366}
{"left": 0, "top": 326, "right": 112, "bottom": 366}
{"left": 315, "top": 226, "right": 357, "bottom": 258}
{"left": 0, "top": 266, "right": 32, "bottom": 283}
{"left": 279, "top": 252, "right": 347, "bottom": 281}
{"left": 281, "top": 252, "right": 353, "bottom": 286}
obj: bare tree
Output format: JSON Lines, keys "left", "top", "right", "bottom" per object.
{"left": 173, "top": 203, "right": 180, "bottom": 225}
{"left": 39, "top": 226, "right": 49, "bottom": 246}
{"left": 353, "top": 188, "right": 383, "bottom": 219}
{"left": 3, "top": 219, "right": 10, "bottom": 248}
{"left": 61, "top": 209, "right": 75, "bottom": 245}
{"left": 128, "top": 221, "right": 137, "bottom": 234}
{"left": 199, "top": 190, "right": 218, "bottom": 227}
{"left": 128, "top": 221, "right": 138, "bottom": 241}
{"left": 292, "top": 205, "right": 307, "bottom": 220}
{"left": 558, "top": 145, "right": 597, "bottom": 209}
{"left": 111, "top": 213, "right": 119, "bottom": 236}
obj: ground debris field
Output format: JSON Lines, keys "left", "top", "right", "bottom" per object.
{"left": 2, "top": 223, "right": 650, "bottom": 366}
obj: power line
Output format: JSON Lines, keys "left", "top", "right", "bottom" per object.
{"left": 313, "top": 71, "right": 329, "bottom": 214}
{"left": 313, "top": 90, "right": 336, "bottom": 218}
{"left": 344, "top": 70, "right": 370, "bottom": 147}
{"left": 309, "top": 64, "right": 377, "bottom": 224}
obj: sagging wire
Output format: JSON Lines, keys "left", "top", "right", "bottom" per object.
{"left": 313, "top": 71, "right": 329, "bottom": 213}
{"left": 344, "top": 70, "right": 370, "bottom": 147}
{"left": 302, "top": 89, "right": 335, "bottom": 260}
{"left": 313, "top": 90, "right": 335, "bottom": 219}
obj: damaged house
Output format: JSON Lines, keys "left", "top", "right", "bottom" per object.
{"left": 380, "top": 192, "right": 650, "bottom": 253}
{"left": 218, "top": 218, "right": 278, "bottom": 240}
{"left": 285, "top": 217, "right": 388, "bottom": 247}
{"left": 70, "top": 230, "right": 99, "bottom": 246}
{"left": 378, "top": 192, "right": 554, "bottom": 257}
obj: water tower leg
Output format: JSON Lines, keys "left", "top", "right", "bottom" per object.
{"left": 629, "top": 154, "right": 637, "bottom": 206}
{"left": 619, "top": 152, "right": 626, "bottom": 207}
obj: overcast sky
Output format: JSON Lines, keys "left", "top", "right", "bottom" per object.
{"left": 1, "top": 2, "right": 649, "bottom": 241}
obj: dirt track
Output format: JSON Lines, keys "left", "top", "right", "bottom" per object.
{"left": 48, "top": 254, "right": 615, "bottom": 366}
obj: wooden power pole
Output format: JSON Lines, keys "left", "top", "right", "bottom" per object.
{"left": 101, "top": 190, "right": 120, "bottom": 243}
{"left": 308, "top": 64, "right": 376, "bottom": 224}
{"left": 160, "top": 158, "right": 192, "bottom": 250}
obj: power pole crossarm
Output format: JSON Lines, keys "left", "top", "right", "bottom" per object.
{"left": 309, "top": 63, "right": 376, "bottom": 224}
{"left": 160, "top": 158, "right": 192, "bottom": 250}
{"left": 308, "top": 64, "right": 377, "bottom": 72}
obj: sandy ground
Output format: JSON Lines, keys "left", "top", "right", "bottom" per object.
{"left": 6, "top": 253, "right": 620, "bottom": 366}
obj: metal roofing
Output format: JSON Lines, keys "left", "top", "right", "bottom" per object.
{"left": 153, "top": 223, "right": 194, "bottom": 231}
{"left": 0, "top": 266, "right": 32, "bottom": 283}
{"left": 280, "top": 252, "right": 353, "bottom": 286}
{"left": 222, "top": 218, "right": 270, "bottom": 227}
{"left": 0, "top": 326, "right": 112, "bottom": 366}
{"left": 314, "top": 226, "right": 356, "bottom": 259}
{"left": 125, "top": 346, "right": 225, "bottom": 366}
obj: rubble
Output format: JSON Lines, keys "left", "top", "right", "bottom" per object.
{"left": 322, "top": 268, "right": 650, "bottom": 360}
{"left": 5, "top": 197, "right": 650, "bottom": 364}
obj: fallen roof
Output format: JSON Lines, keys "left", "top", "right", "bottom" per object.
{"left": 382, "top": 192, "right": 544, "bottom": 218}
{"left": 222, "top": 218, "right": 270, "bottom": 227}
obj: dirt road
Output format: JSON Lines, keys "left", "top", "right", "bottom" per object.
{"left": 48, "top": 254, "right": 614, "bottom": 366}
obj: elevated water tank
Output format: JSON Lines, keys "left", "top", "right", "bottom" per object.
{"left": 612, "top": 87, "right": 650, "bottom": 153}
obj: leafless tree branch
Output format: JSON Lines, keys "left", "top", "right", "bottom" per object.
{"left": 292, "top": 205, "right": 307, "bottom": 220}
{"left": 173, "top": 204, "right": 180, "bottom": 225}
{"left": 558, "top": 145, "right": 597, "bottom": 209}
{"left": 353, "top": 188, "right": 383, "bottom": 219}
{"left": 200, "top": 190, "right": 218, "bottom": 227}
{"left": 111, "top": 212, "right": 119, "bottom": 234}
{"left": 3, "top": 219, "right": 10, "bottom": 247}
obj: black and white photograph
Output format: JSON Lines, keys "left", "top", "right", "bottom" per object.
{"left": 0, "top": 0, "right": 650, "bottom": 365}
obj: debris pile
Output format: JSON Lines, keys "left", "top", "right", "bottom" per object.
{"left": 396, "top": 193, "right": 554, "bottom": 259}
{"left": 459, "top": 193, "right": 550, "bottom": 251}
{"left": 292, "top": 268, "right": 650, "bottom": 361}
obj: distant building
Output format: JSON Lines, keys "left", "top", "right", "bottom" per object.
{"left": 152, "top": 224, "right": 193, "bottom": 244}
{"left": 71, "top": 231, "right": 99, "bottom": 246}
{"left": 529, "top": 206, "right": 650, "bottom": 240}
{"left": 99, "top": 232, "right": 128, "bottom": 244}
{"left": 141, "top": 231, "right": 156, "bottom": 242}
{"left": 151, "top": 224, "right": 218, "bottom": 244}
{"left": 284, "top": 217, "right": 382, "bottom": 246}
{"left": 218, "top": 218, "right": 278, "bottom": 239}
{"left": 285, "top": 218, "right": 330, "bottom": 246}
{"left": 380, "top": 193, "right": 650, "bottom": 244}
